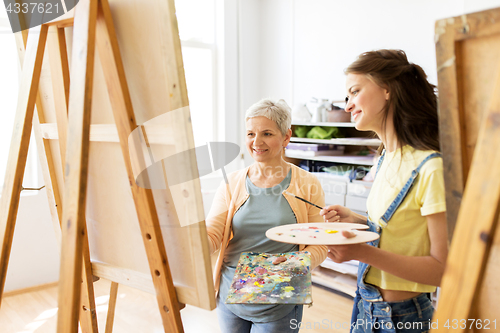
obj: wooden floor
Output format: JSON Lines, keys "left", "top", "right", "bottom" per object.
{"left": 0, "top": 279, "right": 353, "bottom": 333}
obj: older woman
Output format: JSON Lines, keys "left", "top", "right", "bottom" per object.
{"left": 206, "top": 98, "right": 328, "bottom": 333}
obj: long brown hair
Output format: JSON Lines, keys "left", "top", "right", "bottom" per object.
{"left": 345, "top": 49, "right": 440, "bottom": 152}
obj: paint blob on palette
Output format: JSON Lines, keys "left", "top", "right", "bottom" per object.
{"left": 266, "top": 222, "right": 379, "bottom": 245}
{"left": 225, "top": 251, "right": 312, "bottom": 304}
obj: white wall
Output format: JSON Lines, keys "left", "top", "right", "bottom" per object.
{"left": 2, "top": 127, "right": 60, "bottom": 293}
{"left": 259, "top": 0, "right": 293, "bottom": 102}
{"left": 240, "top": 0, "right": 500, "bottom": 107}
{"left": 4, "top": 190, "right": 60, "bottom": 292}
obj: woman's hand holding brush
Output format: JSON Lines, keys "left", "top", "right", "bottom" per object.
{"left": 320, "top": 205, "right": 353, "bottom": 223}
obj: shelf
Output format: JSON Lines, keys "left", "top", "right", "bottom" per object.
{"left": 290, "top": 137, "right": 381, "bottom": 146}
{"left": 311, "top": 267, "right": 356, "bottom": 298}
{"left": 320, "top": 259, "right": 359, "bottom": 276}
{"left": 291, "top": 121, "right": 355, "bottom": 127}
{"left": 285, "top": 150, "right": 376, "bottom": 166}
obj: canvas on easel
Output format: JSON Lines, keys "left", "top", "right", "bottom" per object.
{"left": 0, "top": 0, "right": 215, "bottom": 332}
{"left": 433, "top": 6, "right": 500, "bottom": 331}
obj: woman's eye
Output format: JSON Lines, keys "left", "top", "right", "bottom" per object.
{"left": 264, "top": 133, "right": 272, "bottom": 136}
{"left": 352, "top": 90, "right": 359, "bottom": 96}
{"left": 247, "top": 133, "right": 254, "bottom": 136}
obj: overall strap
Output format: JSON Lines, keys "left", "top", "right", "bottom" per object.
{"left": 375, "top": 149, "right": 386, "bottom": 176}
{"left": 380, "top": 152, "right": 442, "bottom": 224}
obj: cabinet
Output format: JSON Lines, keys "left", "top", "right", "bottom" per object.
{"left": 286, "top": 121, "right": 380, "bottom": 166}
{"left": 286, "top": 121, "right": 378, "bottom": 212}
{"left": 285, "top": 121, "right": 378, "bottom": 297}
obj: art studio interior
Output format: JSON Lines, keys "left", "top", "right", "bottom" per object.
{"left": 1, "top": 0, "right": 500, "bottom": 332}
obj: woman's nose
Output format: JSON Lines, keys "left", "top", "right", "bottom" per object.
{"left": 254, "top": 134, "right": 264, "bottom": 145}
{"left": 345, "top": 100, "right": 354, "bottom": 112}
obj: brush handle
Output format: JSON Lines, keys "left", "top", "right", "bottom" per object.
{"left": 293, "top": 195, "right": 323, "bottom": 210}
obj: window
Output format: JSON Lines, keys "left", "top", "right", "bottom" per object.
{"left": 0, "top": 1, "right": 220, "bottom": 193}
{"left": 174, "top": 0, "right": 218, "bottom": 147}
{"left": 0, "top": 7, "right": 38, "bottom": 195}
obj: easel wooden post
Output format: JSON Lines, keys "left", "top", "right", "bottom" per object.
{"left": 0, "top": 0, "right": 188, "bottom": 332}
{"left": 54, "top": 0, "right": 99, "bottom": 331}
{"left": 45, "top": 22, "right": 100, "bottom": 332}
{"left": 432, "top": 7, "right": 500, "bottom": 331}
{"left": 433, "top": 61, "right": 500, "bottom": 331}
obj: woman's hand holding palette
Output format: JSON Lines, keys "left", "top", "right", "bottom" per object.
{"left": 265, "top": 222, "right": 379, "bottom": 245}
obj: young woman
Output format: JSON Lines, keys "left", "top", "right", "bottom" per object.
{"left": 321, "top": 50, "right": 448, "bottom": 332}
{"left": 206, "top": 98, "right": 328, "bottom": 333}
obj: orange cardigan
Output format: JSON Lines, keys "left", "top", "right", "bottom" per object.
{"left": 206, "top": 163, "right": 328, "bottom": 294}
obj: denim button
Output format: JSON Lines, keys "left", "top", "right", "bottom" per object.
{"left": 383, "top": 306, "right": 390, "bottom": 312}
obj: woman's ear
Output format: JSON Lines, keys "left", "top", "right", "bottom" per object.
{"left": 283, "top": 128, "right": 292, "bottom": 147}
{"left": 385, "top": 89, "right": 390, "bottom": 101}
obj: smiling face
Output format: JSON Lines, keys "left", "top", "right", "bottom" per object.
{"left": 345, "top": 73, "right": 390, "bottom": 134}
{"left": 246, "top": 116, "right": 291, "bottom": 165}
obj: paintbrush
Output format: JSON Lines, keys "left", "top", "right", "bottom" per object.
{"left": 284, "top": 191, "right": 323, "bottom": 210}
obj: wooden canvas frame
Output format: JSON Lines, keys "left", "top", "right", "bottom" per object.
{"left": 0, "top": 0, "right": 215, "bottom": 331}
{"left": 433, "top": 7, "right": 500, "bottom": 330}
{"left": 435, "top": 6, "right": 500, "bottom": 239}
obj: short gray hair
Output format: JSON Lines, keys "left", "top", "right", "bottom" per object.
{"left": 245, "top": 98, "right": 292, "bottom": 136}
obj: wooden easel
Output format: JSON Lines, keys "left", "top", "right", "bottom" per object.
{"left": 0, "top": 0, "right": 191, "bottom": 332}
{"left": 433, "top": 7, "right": 500, "bottom": 331}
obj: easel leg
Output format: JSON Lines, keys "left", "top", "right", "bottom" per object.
{"left": 46, "top": 25, "right": 99, "bottom": 333}
{"left": 0, "top": 26, "right": 49, "bottom": 304}
{"left": 95, "top": 0, "right": 184, "bottom": 331}
{"left": 79, "top": 229, "right": 99, "bottom": 333}
{"left": 47, "top": 25, "right": 70, "bottom": 164}
{"left": 105, "top": 282, "right": 119, "bottom": 333}
{"left": 14, "top": 28, "right": 65, "bottom": 246}
{"left": 56, "top": 0, "right": 99, "bottom": 332}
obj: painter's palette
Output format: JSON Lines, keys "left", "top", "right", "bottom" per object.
{"left": 225, "top": 251, "right": 312, "bottom": 304}
{"left": 266, "top": 222, "right": 379, "bottom": 245}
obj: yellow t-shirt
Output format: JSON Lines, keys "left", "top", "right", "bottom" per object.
{"left": 364, "top": 145, "right": 446, "bottom": 292}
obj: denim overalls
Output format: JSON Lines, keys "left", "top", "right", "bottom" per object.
{"left": 351, "top": 150, "right": 441, "bottom": 333}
